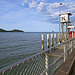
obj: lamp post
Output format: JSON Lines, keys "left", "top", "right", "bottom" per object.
{"left": 59, "top": 3, "right": 62, "bottom": 37}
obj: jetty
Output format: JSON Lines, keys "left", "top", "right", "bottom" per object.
{"left": 0, "top": 12, "right": 75, "bottom": 75}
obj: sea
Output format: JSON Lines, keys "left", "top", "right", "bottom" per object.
{"left": 0, "top": 32, "right": 58, "bottom": 69}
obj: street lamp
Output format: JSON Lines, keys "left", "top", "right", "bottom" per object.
{"left": 59, "top": 3, "right": 62, "bottom": 36}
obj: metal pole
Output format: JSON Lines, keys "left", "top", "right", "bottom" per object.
{"left": 71, "top": 41, "right": 73, "bottom": 52}
{"left": 59, "top": 4, "right": 60, "bottom": 37}
{"left": 59, "top": 3, "right": 62, "bottom": 37}
{"left": 66, "top": 24, "right": 67, "bottom": 40}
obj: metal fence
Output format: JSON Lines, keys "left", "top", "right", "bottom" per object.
{"left": 0, "top": 38, "right": 75, "bottom": 75}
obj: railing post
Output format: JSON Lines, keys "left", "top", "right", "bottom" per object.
{"left": 71, "top": 40, "right": 73, "bottom": 52}
{"left": 45, "top": 53, "right": 48, "bottom": 75}
{"left": 47, "top": 34, "right": 49, "bottom": 49}
{"left": 67, "top": 42, "right": 69, "bottom": 56}
{"left": 73, "top": 39, "right": 74, "bottom": 49}
{"left": 2, "top": 70, "right": 5, "bottom": 75}
{"left": 58, "top": 34, "right": 59, "bottom": 43}
{"left": 58, "top": 34, "right": 60, "bottom": 44}
{"left": 72, "top": 40, "right": 74, "bottom": 50}
{"left": 42, "top": 34, "right": 44, "bottom": 51}
{"left": 51, "top": 34, "right": 53, "bottom": 47}
{"left": 68, "top": 41, "right": 70, "bottom": 55}
{"left": 64, "top": 44, "right": 66, "bottom": 62}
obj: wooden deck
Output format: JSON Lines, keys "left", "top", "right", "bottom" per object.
{"left": 48, "top": 44, "right": 64, "bottom": 57}
{"left": 55, "top": 48, "right": 75, "bottom": 75}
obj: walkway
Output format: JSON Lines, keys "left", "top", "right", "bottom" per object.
{"left": 55, "top": 48, "right": 75, "bottom": 75}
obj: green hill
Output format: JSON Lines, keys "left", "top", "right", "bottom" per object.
{"left": 0, "top": 29, "right": 24, "bottom": 32}
{"left": 0, "top": 29, "right": 6, "bottom": 32}
{"left": 9, "top": 29, "right": 24, "bottom": 32}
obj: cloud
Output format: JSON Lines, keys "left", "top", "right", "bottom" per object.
{"left": 29, "top": 1, "right": 37, "bottom": 8}
{"left": 22, "top": 1, "right": 75, "bottom": 23}
{"left": 38, "top": 2, "right": 75, "bottom": 23}
{"left": 37, "top": 2, "right": 48, "bottom": 13}
{"left": 48, "top": 3, "right": 59, "bottom": 9}
{"left": 38, "top": 3, "right": 60, "bottom": 23}
{"left": 37, "top": 0, "right": 45, "bottom": 1}
{"left": 23, "top": 0, "right": 28, "bottom": 3}
{"left": 22, "top": 3, "right": 25, "bottom": 6}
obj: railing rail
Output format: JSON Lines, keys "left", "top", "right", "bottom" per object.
{"left": 0, "top": 38, "right": 75, "bottom": 75}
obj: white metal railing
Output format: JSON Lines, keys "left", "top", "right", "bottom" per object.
{"left": 0, "top": 38, "right": 75, "bottom": 75}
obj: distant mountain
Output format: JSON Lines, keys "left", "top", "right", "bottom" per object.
{"left": 9, "top": 29, "right": 24, "bottom": 32}
{"left": 0, "top": 29, "right": 24, "bottom": 32}
{"left": 0, "top": 29, "right": 6, "bottom": 32}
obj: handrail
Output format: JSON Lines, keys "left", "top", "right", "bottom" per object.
{"left": 40, "top": 53, "right": 64, "bottom": 75}
{"left": 0, "top": 38, "right": 75, "bottom": 73}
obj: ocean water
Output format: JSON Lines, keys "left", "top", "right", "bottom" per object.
{"left": 0, "top": 32, "right": 58, "bottom": 69}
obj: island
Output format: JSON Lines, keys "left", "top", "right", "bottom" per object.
{"left": 0, "top": 28, "right": 24, "bottom": 32}
{"left": 52, "top": 31, "right": 54, "bottom": 33}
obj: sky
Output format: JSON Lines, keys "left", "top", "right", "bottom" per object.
{"left": 0, "top": 0, "right": 75, "bottom": 32}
